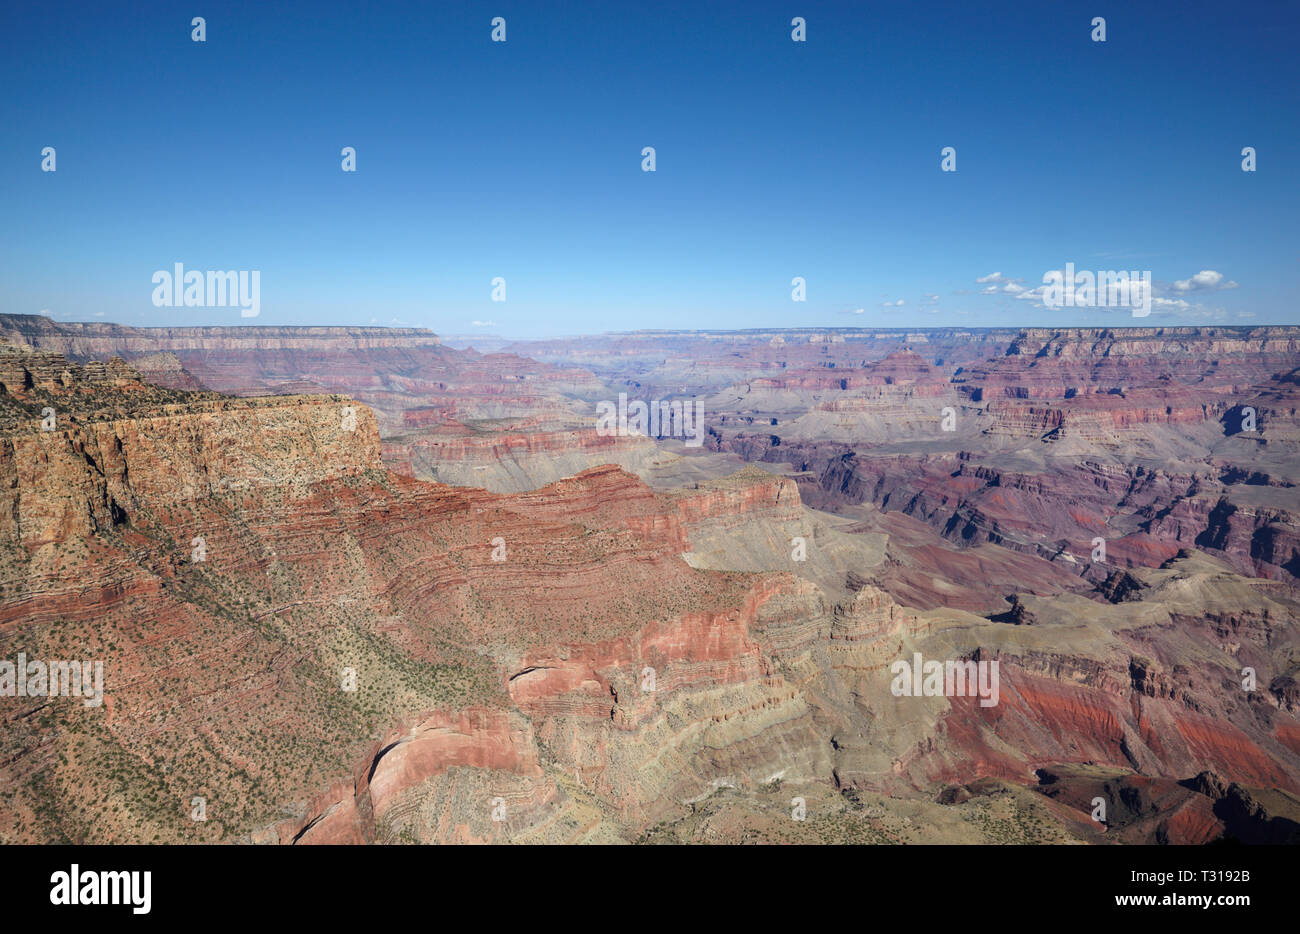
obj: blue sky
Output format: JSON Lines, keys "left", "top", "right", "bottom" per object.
{"left": 2, "top": 0, "right": 1297, "bottom": 338}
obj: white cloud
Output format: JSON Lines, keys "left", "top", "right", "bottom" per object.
{"left": 1171, "top": 269, "right": 1237, "bottom": 292}
{"left": 976, "top": 272, "right": 1023, "bottom": 286}
{"left": 471, "top": 320, "right": 497, "bottom": 327}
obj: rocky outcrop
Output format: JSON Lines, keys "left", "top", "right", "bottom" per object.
{"left": 383, "top": 426, "right": 660, "bottom": 493}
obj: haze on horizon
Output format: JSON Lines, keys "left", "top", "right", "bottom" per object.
{"left": 2, "top": 0, "right": 1296, "bottom": 338}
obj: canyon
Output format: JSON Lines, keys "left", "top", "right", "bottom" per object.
{"left": 1, "top": 315, "right": 1298, "bottom": 844}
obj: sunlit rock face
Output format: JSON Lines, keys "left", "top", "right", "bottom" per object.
{"left": 2, "top": 321, "right": 1298, "bottom": 845}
